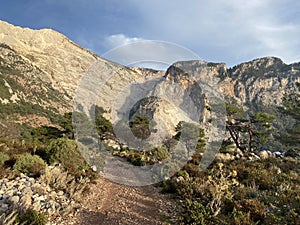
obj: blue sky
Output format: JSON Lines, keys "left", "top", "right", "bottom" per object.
{"left": 1, "top": 0, "right": 300, "bottom": 67}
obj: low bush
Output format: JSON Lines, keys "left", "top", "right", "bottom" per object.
{"left": 162, "top": 157, "right": 300, "bottom": 224}
{"left": 0, "top": 152, "right": 10, "bottom": 178}
{"left": 179, "top": 199, "right": 215, "bottom": 225}
{"left": 15, "top": 209, "right": 47, "bottom": 225}
{"left": 0, "top": 152, "right": 9, "bottom": 167}
{"left": 129, "top": 114, "right": 151, "bottom": 140}
{"left": 112, "top": 146, "right": 169, "bottom": 166}
{"left": 45, "top": 138, "right": 89, "bottom": 177}
{"left": 13, "top": 153, "right": 46, "bottom": 177}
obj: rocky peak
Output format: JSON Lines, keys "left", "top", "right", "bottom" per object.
{"left": 222, "top": 57, "right": 300, "bottom": 107}
{"left": 0, "top": 20, "right": 100, "bottom": 102}
{"left": 0, "top": 20, "right": 299, "bottom": 147}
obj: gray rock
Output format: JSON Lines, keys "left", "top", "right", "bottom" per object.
{"left": 91, "top": 165, "right": 97, "bottom": 172}
{"left": 235, "top": 154, "right": 241, "bottom": 159}
{"left": 28, "top": 177, "right": 35, "bottom": 183}
{"left": 32, "top": 201, "right": 41, "bottom": 211}
{"left": 2, "top": 194, "right": 9, "bottom": 200}
{"left": 20, "top": 195, "right": 32, "bottom": 207}
{"left": 34, "top": 195, "right": 46, "bottom": 202}
{"left": 10, "top": 195, "right": 20, "bottom": 204}
{"left": 24, "top": 181, "right": 31, "bottom": 186}
{"left": 22, "top": 186, "right": 33, "bottom": 195}
{"left": 0, "top": 203, "right": 9, "bottom": 212}
{"left": 32, "top": 183, "right": 46, "bottom": 195}
{"left": 259, "top": 150, "right": 269, "bottom": 159}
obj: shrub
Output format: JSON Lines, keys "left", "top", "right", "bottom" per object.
{"left": 180, "top": 199, "right": 215, "bottom": 225}
{"left": 231, "top": 208, "right": 255, "bottom": 225}
{"left": 0, "top": 152, "right": 11, "bottom": 178}
{"left": 45, "top": 138, "right": 89, "bottom": 176}
{"left": 0, "top": 152, "right": 9, "bottom": 167}
{"left": 95, "top": 114, "right": 113, "bottom": 137}
{"left": 240, "top": 199, "right": 266, "bottom": 222}
{"left": 148, "top": 146, "right": 169, "bottom": 163}
{"left": 40, "top": 165, "right": 91, "bottom": 206}
{"left": 183, "top": 163, "right": 202, "bottom": 177}
{"left": 129, "top": 114, "right": 151, "bottom": 140}
{"left": 15, "top": 209, "right": 47, "bottom": 225}
{"left": 13, "top": 153, "right": 46, "bottom": 177}
{"left": 30, "top": 126, "right": 63, "bottom": 144}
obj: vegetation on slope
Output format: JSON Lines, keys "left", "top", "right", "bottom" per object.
{"left": 160, "top": 97, "right": 299, "bottom": 224}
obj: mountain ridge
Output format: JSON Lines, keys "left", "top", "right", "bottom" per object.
{"left": 0, "top": 19, "right": 300, "bottom": 225}
{"left": 0, "top": 20, "right": 299, "bottom": 150}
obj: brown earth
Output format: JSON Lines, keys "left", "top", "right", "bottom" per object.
{"left": 58, "top": 177, "right": 178, "bottom": 225}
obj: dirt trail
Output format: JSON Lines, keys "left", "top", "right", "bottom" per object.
{"left": 61, "top": 177, "right": 178, "bottom": 225}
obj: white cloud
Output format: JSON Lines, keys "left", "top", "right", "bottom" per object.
{"left": 103, "top": 40, "right": 200, "bottom": 69}
{"left": 105, "top": 34, "right": 144, "bottom": 49}
{"left": 123, "top": 0, "right": 300, "bottom": 66}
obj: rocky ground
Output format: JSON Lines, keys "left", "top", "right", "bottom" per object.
{"left": 57, "top": 177, "right": 178, "bottom": 225}
{"left": 0, "top": 172, "right": 178, "bottom": 225}
{"left": 1, "top": 149, "right": 289, "bottom": 225}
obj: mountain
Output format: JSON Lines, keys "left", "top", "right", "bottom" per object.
{"left": 0, "top": 20, "right": 299, "bottom": 153}
{"left": 0, "top": 20, "right": 99, "bottom": 99}
{"left": 225, "top": 57, "right": 300, "bottom": 107}
{"left": 1, "top": 19, "right": 300, "bottom": 225}
{"left": 0, "top": 20, "right": 155, "bottom": 137}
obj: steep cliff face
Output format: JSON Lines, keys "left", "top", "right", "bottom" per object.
{"left": 0, "top": 20, "right": 299, "bottom": 147}
{"left": 224, "top": 57, "right": 300, "bottom": 107}
{"left": 166, "top": 57, "right": 300, "bottom": 112}
{"left": 0, "top": 21, "right": 164, "bottom": 137}
{"left": 0, "top": 20, "right": 99, "bottom": 101}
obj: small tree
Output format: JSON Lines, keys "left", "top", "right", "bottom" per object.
{"left": 129, "top": 114, "right": 151, "bottom": 140}
{"left": 174, "top": 121, "right": 206, "bottom": 165}
{"left": 94, "top": 105, "right": 113, "bottom": 138}
{"left": 225, "top": 103, "right": 275, "bottom": 152}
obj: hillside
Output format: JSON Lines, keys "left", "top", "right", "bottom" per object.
{"left": 0, "top": 20, "right": 299, "bottom": 225}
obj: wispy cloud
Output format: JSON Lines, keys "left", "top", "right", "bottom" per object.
{"left": 1, "top": 0, "right": 299, "bottom": 66}
{"left": 122, "top": 0, "right": 300, "bottom": 66}
{"left": 105, "top": 34, "right": 144, "bottom": 49}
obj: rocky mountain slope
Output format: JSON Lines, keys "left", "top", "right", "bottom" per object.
{"left": 0, "top": 20, "right": 99, "bottom": 99}
{"left": 0, "top": 21, "right": 300, "bottom": 135}
{"left": 225, "top": 57, "right": 300, "bottom": 107}
{"left": 0, "top": 20, "right": 299, "bottom": 146}
{"left": 1, "top": 20, "right": 300, "bottom": 225}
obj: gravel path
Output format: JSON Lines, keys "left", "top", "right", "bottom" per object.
{"left": 59, "top": 177, "right": 178, "bottom": 225}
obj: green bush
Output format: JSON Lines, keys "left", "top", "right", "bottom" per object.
{"left": 45, "top": 138, "right": 89, "bottom": 176}
{"left": 30, "top": 126, "right": 63, "bottom": 144}
{"left": 0, "top": 152, "right": 9, "bottom": 167}
{"left": 162, "top": 156, "right": 300, "bottom": 224}
{"left": 240, "top": 199, "right": 266, "bottom": 222}
{"left": 129, "top": 114, "right": 151, "bottom": 140}
{"left": 180, "top": 199, "right": 215, "bottom": 225}
{"left": 95, "top": 114, "right": 113, "bottom": 137}
{"left": 13, "top": 153, "right": 46, "bottom": 177}
{"left": 231, "top": 208, "right": 255, "bottom": 225}
{"left": 92, "top": 105, "right": 113, "bottom": 138}
{"left": 15, "top": 209, "right": 47, "bottom": 225}
{"left": 112, "top": 146, "right": 169, "bottom": 166}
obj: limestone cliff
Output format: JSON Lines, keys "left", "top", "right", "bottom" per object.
{"left": 0, "top": 20, "right": 99, "bottom": 101}
{"left": 224, "top": 57, "right": 300, "bottom": 107}
{"left": 0, "top": 20, "right": 299, "bottom": 149}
